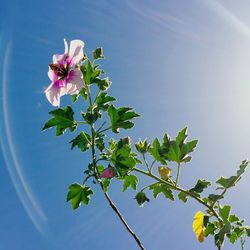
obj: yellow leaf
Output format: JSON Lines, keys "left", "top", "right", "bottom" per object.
{"left": 158, "top": 166, "right": 172, "bottom": 179}
{"left": 192, "top": 211, "right": 205, "bottom": 243}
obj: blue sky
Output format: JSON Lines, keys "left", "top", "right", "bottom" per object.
{"left": 0, "top": 0, "right": 250, "bottom": 249}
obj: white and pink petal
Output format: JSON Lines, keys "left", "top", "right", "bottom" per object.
{"left": 66, "top": 69, "right": 84, "bottom": 95}
{"left": 69, "top": 40, "right": 84, "bottom": 64}
{"left": 45, "top": 83, "right": 61, "bottom": 107}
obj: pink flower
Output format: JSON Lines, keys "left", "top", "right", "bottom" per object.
{"left": 100, "top": 167, "right": 115, "bottom": 179}
{"left": 45, "top": 39, "right": 85, "bottom": 106}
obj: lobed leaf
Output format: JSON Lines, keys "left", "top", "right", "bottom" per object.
{"left": 178, "top": 191, "right": 188, "bottom": 203}
{"left": 111, "top": 139, "right": 139, "bottom": 176}
{"left": 102, "top": 179, "right": 111, "bottom": 193}
{"left": 149, "top": 183, "right": 174, "bottom": 200}
{"left": 96, "top": 92, "right": 116, "bottom": 111}
{"left": 108, "top": 105, "right": 140, "bottom": 133}
{"left": 219, "top": 205, "right": 231, "bottom": 223}
{"left": 216, "top": 160, "right": 248, "bottom": 189}
{"left": 208, "top": 194, "right": 224, "bottom": 203}
{"left": 42, "top": 106, "right": 77, "bottom": 136}
{"left": 95, "top": 133, "right": 106, "bottom": 152}
{"left": 189, "top": 179, "right": 211, "bottom": 194}
{"left": 205, "top": 223, "right": 216, "bottom": 237}
{"left": 148, "top": 138, "right": 167, "bottom": 164}
{"left": 123, "top": 175, "right": 138, "bottom": 192}
{"left": 67, "top": 183, "right": 93, "bottom": 209}
{"left": 149, "top": 128, "right": 198, "bottom": 164}
{"left": 70, "top": 132, "right": 91, "bottom": 152}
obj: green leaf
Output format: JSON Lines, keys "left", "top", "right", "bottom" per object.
{"left": 246, "top": 227, "right": 250, "bottom": 237}
{"left": 229, "top": 214, "right": 240, "bottom": 223}
{"left": 72, "top": 94, "right": 78, "bottom": 103}
{"left": 178, "top": 191, "right": 188, "bottom": 203}
{"left": 111, "top": 139, "right": 138, "bottom": 175}
{"left": 181, "top": 140, "right": 198, "bottom": 156}
{"left": 176, "top": 127, "right": 188, "bottom": 145}
{"left": 82, "top": 108, "right": 100, "bottom": 124}
{"left": 70, "top": 132, "right": 91, "bottom": 152}
{"left": 102, "top": 179, "right": 110, "bottom": 193}
{"left": 96, "top": 165, "right": 105, "bottom": 174}
{"left": 208, "top": 194, "right": 224, "bottom": 203}
{"left": 83, "top": 60, "right": 105, "bottom": 85}
{"left": 72, "top": 88, "right": 88, "bottom": 102}
{"left": 228, "top": 232, "right": 238, "bottom": 244}
{"left": 166, "top": 141, "right": 181, "bottom": 162}
{"left": 182, "top": 156, "right": 192, "bottom": 163}
{"left": 189, "top": 179, "right": 211, "bottom": 194}
{"left": 79, "top": 88, "right": 88, "bottom": 100}
{"left": 219, "top": 205, "right": 231, "bottom": 222}
{"left": 108, "top": 105, "right": 140, "bottom": 133}
{"left": 148, "top": 138, "right": 167, "bottom": 164}
{"left": 234, "top": 227, "right": 244, "bottom": 237}
{"left": 216, "top": 160, "right": 248, "bottom": 189}
{"left": 205, "top": 223, "right": 216, "bottom": 237}
{"left": 123, "top": 175, "right": 138, "bottom": 192}
{"left": 167, "top": 128, "right": 198, "bottom": 163}
{"left": 93, "top": 47, "right": 104, "bottom": 60}
{"left": 149, "top": 183, "right": 174, "bottom": 200}
{"left": 135, "top": 191, "right": 149, "bottom": 206}
{"left": 95, "top": 133, "right": 105, "bottom": 152}
{"left": 96, "top": 92, "right": 116, "bottom": 111}
{"left": 42, "top": 106, "right": 77, "bottom": 136}
{"left": 96, "top": 77, "right": 111, "bottom": 91}
{"left": 215, "top": 230, "right": 226, "bottom": 248}
{"left": 67, "top": 184, "right": 93, "bottom": 209}
{"left": 84, "top": 59, "right": 94, "bottom": 85}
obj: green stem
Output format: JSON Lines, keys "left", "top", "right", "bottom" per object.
{"left": 142, "top": 154, "right": 150, "bottom": 172}
{"left": 100, "top": 183, "right": 145, "bottom": 250}
{"left": 96, "top": 158, "right": 110, "bottom": 163}
{"left": 211, "top": 188, "right": 227, "bottom": 208}
{"left": 175, "top": 162, "right": 181, "bottom": 187}
{"left": 149, "top": 159, "right": 156, "bottom": 172}
{"left": 76, "top": 121, "right": 87, "bottom": 124}
{"left": 98, "top": 126, "right": 112, "bottom": 134}
{"left": 86, "top": 84, "right": 145, "bottom": 250}
{"left": 241, "top": 237, "right": 245, "bottom": 250}
{"left": 134, "top": 167, "right": 223, "bottom": 225}
{"left": 140, "top": 182, "right": 158, "bottom": 192}
{"left": 81, "top": 130, "right": 92, "bottom": 145}
{"left": 96, "top": 121, "right": 106, "bottom": 133}
{"left": 83, "top": 175, "right": 92, "bottom": 185}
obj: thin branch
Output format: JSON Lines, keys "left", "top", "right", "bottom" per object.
{"left": 142, "top": 154, "right": 150, "bottom": 172}
{"left": 149, "top": 159, "right": 156, "bottom": 172}
{"left": 100, "top": 183, "right": 145, "bottom": 250}
{"left": 76, "top": 121, "right": 87, "bottom": 124}
{"left": 134, "top": 167, "right": 223, "bottom": 226}
{"left": 96, "top": 121, "right": 106, "bottom": 133}
{"left": 175, "top": 162, "right": 181, "bottom": 187}
{"left": 86, "top": 83, "right": 145, "bottom": 249}
{"left": 98, "top": 126, "right": 112, "bottom": 134}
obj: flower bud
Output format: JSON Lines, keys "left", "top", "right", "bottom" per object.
{"left": 100, "top": 167, "right": 116, "bottom": 179}
{"left": 135, "top": 139, "right": 150, "bottom": 154}
{"left": 158, "top": 166, "right": 172, "bottom": 179}
{"left": 122, "top": 136, "right": 131, "bottom": 146}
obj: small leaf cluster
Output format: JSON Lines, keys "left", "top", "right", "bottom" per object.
{"left": 148, "top": 127, "right": 198, "bottom": 164}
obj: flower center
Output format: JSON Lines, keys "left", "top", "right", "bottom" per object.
{"left": 49, "top": 63, "right": 69, "bottom": 79}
